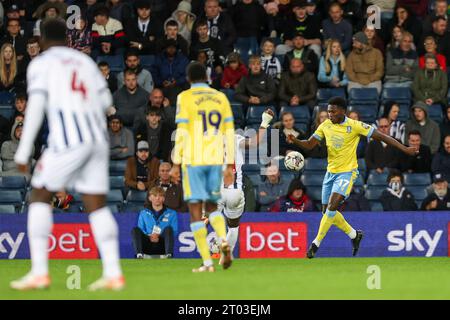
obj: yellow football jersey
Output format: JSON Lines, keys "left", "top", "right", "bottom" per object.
{"left": 173, "top": 83, "right": 235, "bottom": 166}
{"left": 312, "top": 117, "right": 374, "bottom": 173}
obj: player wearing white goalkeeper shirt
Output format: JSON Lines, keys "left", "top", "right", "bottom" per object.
{"left": 217, "top": 109, "right": 274, "bottom": 265}
{"left": 10, "top": 19, "right": 124, "bottom": 291}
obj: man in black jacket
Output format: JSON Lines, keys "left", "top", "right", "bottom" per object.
{"left": 125, "top": 0, "right": 164, "bottom": 55}
{"left": 380, "top": 169, "right": 418, "bottom": 211}
{"left": 421, "top": 174, "right": 450, "bottom": 211}
{"left": 399, "top": 130, "right": 433, "bottom": 173}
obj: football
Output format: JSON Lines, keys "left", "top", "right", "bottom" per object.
{"left": 284, "top": 151, "right": 305, "bottom": 172}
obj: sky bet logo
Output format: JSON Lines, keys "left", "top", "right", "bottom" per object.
{"left": 387, "top": 224, "right": 443, "bottom": 257}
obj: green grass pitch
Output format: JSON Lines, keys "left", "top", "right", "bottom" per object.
{"left": 0, "top": 258, "right": 449, "bottom": 300}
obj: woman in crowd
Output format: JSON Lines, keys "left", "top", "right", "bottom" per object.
{"left": 317, "top": 39, "right": 348, "bottom": 89}
{"left": 0, "top": 43, "right": 19, "bottom": 92}
{"left": 385, "top": 5, "right": 422, "bottom": 48}
{"left": 270, "top": 179, "right": 316, "bottom": 213}
{"left": 168, "top": 1, "right": 196, "bottom": 44}
{"left": 221, "top": 52, "right": 248, "bottom": 91}
{"left": 363, "top": 25, "right": 385, "bottom": 56}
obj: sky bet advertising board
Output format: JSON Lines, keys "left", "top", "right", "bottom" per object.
{"left": 1, "top": 212, "right": 450, "bottom": 259}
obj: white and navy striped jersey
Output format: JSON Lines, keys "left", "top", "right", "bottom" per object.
{"left": 15, "top": 46, "right": 112, "bottom": 164}
{"left": 224, "top": 134, "right": 245, "bottom": 190}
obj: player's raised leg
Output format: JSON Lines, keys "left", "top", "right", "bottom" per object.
{"left": 10, "top": 188, "right": 53, "bottom": 290}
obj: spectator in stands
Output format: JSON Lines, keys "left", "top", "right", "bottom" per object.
{"left": 194, "top": 48, "right": 216, "bottom": 86}
{"left": 1, "top": 121, "right": 32, "bottom": 176}
{"left": 108, "top": 115, "right": 135, "bottom": 160}
{"left": 384, "top": 32, "right": 418, "bottom": 88}
{"left": 152, "top": 39, "right": 190, "bottom": 105}
{"left": 0, "top": 43, "right": 19, "bottom": 92}
{"left": 441, "top": 106, "right": 450, "bottom": 143}
{"left": 380, "top": 169, "right": 418, "bottom": 211}
{"left": 193, "top": 0, "right": 236, "bottom": 55}
{"left": 91, "top": 5, "right": 126, "bottom": 57}
{"left": 125, "top": 140, "right": 160, "bottom": 192}
{"left": 234, "top": 55, "right": 276, "bottom": 107}
{"left": 317, "top": 39, "right": 348, "bottom": 88}
{"left": 347, "top": 110, "right": 367, "bottom": 158}
{"left": 10, "top": 91, "right": 26, "bottom": 127}
{"left": 0, "top": 115, "right": 9, "bottom": 147}
{"left": 135, "top": 107, "right": 175, "bottom": 162}
{"left": 421, "top": 174, "right": 450, "bottom": 210}
{"left": 308, "top": 109, "right": 328, "bottom": 158}
{"left": 149, "top": 162, "right": 187, "bottom": 212}
{"left": 67, "top": 15, "right": 92, "bottom": 56}
{"left": 260, "top": 38, "right": 282, "bottom": 85}
{"left": 282, "top": 32, "right": 319, "bottom": 74}
{"left": 432, "top": 134, "right": 450, "bottom": 182}
{"left": 157, "top": 19, "right": 189, "bottom": 57}
{"left": 322, "top": 2, "right": 352, "bottom": 53}
{"left": 342, "top": 187, "right": 371, "bottom": 211}
{"left": 0, "top": 18, "right": 26, "bottom": 61}
{"left": 278, "top": 58, "right": 317, "bottom": 109}
{"left": 270, "top": 179, "right": 316, "bottom": 212}
{"left": 423, "top": 0, "right": 450, "bottom": 35}
{"left": 21, "top": 37, "right": 41, "bottom": 72}
{"left": 280, "top": 0, "right": 322, "bottom": 58}
{"left": 51, "top": 190, "right": 74, "bottom": 213}
{"left": 190, "top": 19, "right": 225, "bottom": 75}
{"left": 386, "top": 25, "right": 407, "bottom": 51}
{"left": 399, "top": 130, "right": 432, "bottom": 173}
{"left": 131, "top": 186, "right": 178, "bottom": 258}
{"left": 230, "top": 0, "right": 267, "bottom": 64}
{"left": 132, "top": 88, "right": 175, "bottom": 130}
{"left": 117, "top": 51, "right": 154, "bottom": 93}
{"left": 386, "top": 4, "right": 422, "bottom": 48}
{"left": 412, "top": 54, "right": 448, "bottom": 107}
{"left": 33, "top": 1, "right": 67, "bottom": 21}
{"left": 422, "top": 16, "right": 450, "bottom": 65}
{"left": 3, "top": 5, "right": 26, "bottom": 34}
{"left": 168, "top": 1, "right": 196, "bottom": 44}
{"left": 113, "top": 70, "right": 149, "bottom": 126}
{"left": 345, "top": 31, "right": 384, "bottom": 94}
{"left": 258, "top": 164, "right": 291, "bottom": 211}
{"left": 396, "top": 0, "right": 429, "bottom": 19}
{"left": 405, "top": 101, "right": 441, "bottom": 154}
{"left": 376, "top": 101, "right": 405, "bottom": 143}
{"left": 75, "top": 0, "right": 99, "bottom": 27}
{"left": 363, "top": 25, "right": 386, "bottom": 57}
{"left": 419, "top": 36, "right": 447, "bottom": 72}
{"left": 334, "top": 0, "right": 363, "bottom": 31}
{"left": 107, "top": 0, "right": 133, "bottom": 25}
{"left": 365, "top": 117, "right": 399, "bottom": 173}
{"left": 124, "top": 0, "right": 164, "bottom": 55}
{"left": 98, "top": 61, "right": 118, "bottom": 94}
{"left": 221, "top": 51, "right": 248, "bottom": 90}
{"left": 33, "top": 3, "right": 61, "bottom": 37}
{"left": 273, "top": 111, "right": 307, "bottom": 156}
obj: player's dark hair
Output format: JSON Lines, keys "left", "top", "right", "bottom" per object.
{"left": 187, "top": 62, "right": 207, "bottom": 83}
{"left": 40, "top": 18, "right": 67, "bottom": 44}
{"left": 387, "top": 169, "right": 403, "bottom": 183}
{"left": 408, "top": 129, "right": 421, "bottom": 137}
{"left": 328, "top": 96, "right": 347, "bottom": 110}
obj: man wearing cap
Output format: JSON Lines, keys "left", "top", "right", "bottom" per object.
{"left": 108, "top": 115, "right": 135, "bottom": 160}
{"left": 421, "top": 174, "right": 450, "bottom": 211}
{"left": 345, "top": 31, "right": 384, "bottom": 94}
{"left": 432, "top": 134, "right": 450, "bottom": 182}
{"left": 125, "top": 0, "right": 164, "bottom": 55}
{"left": 282, "top": 32, "right": 319, "bottom": 74}
{"left": 405, "top": 101, "right": 441, "bottom": 154}
{"left": 125, "top": 140, "right": 160, "bottom": 192}
{"left": 280, "top": 0, "right": 322, "bottom": 58}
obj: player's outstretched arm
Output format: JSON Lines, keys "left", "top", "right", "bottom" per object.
{"left": 371, "top": 130, "right": 418, "bottom": 156}
{"left": 286, "top": 134, "right": 319, "bottom": 150}
{"left": 245, "top": 109, "right": 274, "bottom": 148}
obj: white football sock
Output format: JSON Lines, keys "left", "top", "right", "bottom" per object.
{"left": 312, "top": 239, "right": 321, "bottom": 247}
{"left": 347, "top": 229, "right": 357, "bottom": 240}
{"left": 28, "top": 202, "right": 53, "bottom": 276}
{"left": 226, "top": 226, "right": 239, "bottom": 255}
{"left": 89, "top": 207, "right": 122, "bottom": 279}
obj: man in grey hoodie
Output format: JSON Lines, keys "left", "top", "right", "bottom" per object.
{"left": 0, "top": 121, "right": 33, "bottom": 176}
{"left": 405, "top": 101, "right": 441, "bottom": 154}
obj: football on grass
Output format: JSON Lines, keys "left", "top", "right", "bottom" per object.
{"left": 284, "top": 151, "right": 305, "bottom": 172}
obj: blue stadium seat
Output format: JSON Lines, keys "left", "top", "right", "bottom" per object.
{"left": 108, "top": 204, "right": 120, "bottom": 214}
{"left": 109, "top": 160, "right": 127, "bottom": 176}
{"left": 348, "top": 88, "right": 379, "bottom": 105}
{"left": 126, "top": 190, "right": 147, "bottom": 203}
{"left": 367, "top": 173, "right": 389, "bottom": 186}
{"left": 107, "top": 189, "right": 124, "bottom": 204}
{"left": 381, "top": 87, "right": 411, "bottom": 104}
{"left": 428, "top": 104, "right": 443, "bottom": 123}
{"left": 370, "top": 201, "right": 383, "bottom": 212}
{"left": 317, "top": 88, "right": 346, "bottom": 102}
{"left": 96, "top": 54, "right": 124, "bottom": 73}
{"left": 140, "top": 55, "right": 155, "bottom": 70}
{"left": 247, "top": 173, "right": 262, "bottom": 186}
{"left": 307, "top": 186, "right": 322, "bottom": 201}
{"left": 354, "top": 176, "right": 364, "bottom": 187}
{"left": 246, "top": 106, "right": 277, "bottom": 125}
{"left": 123, "top": 203, "right": 142, "bottom": 213}
{"left": 0, "top": 91, "right": 14, "bottom": 104}
{"left": 0, "top": 105, "right": 13, "bottom": 119}
{"left": 304, "top": 158, "right": 327, "bottom": 171}
{"left": 0, "top": 204, "right": 16, "bottom": 214}
{"left": 396, "top": 103, "right": 410, "bottom": 122}
{"left": 279, "top": 106, "right": 310, "bottom": 124}
{"left": 0, "top": 190, "right": 23, "bottom": 205}
{"left": 231, "top": 103, "right": 245, "bottom": 128}
{"left": 301, "top": 172, "right": 325, "bottom": 186}
{"left": 403, "top": 173, "right": 431, "bottom": 186}
{"left": 242, "top": 163, "right": 261, "bottom": 173}
{"left": 282, "top": 171, "right": 298, "bottom": 183}
{"left": 365, "top": 187, "right": 385, "bottom": 200}
{"left": 109, "top": 176, "right": 124, "bottom": 189}
{"left": 0, "top": 176, "right": 27, "bottom": 190}
{"left": 408, "top": 187, "right": 428, "bottom": 201}
{"left": 348, "top": 105, "right": 378, "bottom": 123}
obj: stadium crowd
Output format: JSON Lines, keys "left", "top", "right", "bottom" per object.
{"left": 0, "top": 0, "right": 449, "bottom": 214}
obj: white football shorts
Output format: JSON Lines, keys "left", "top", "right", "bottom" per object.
{"left": 218, "top": 188, "right": 245, "bottom": 219}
